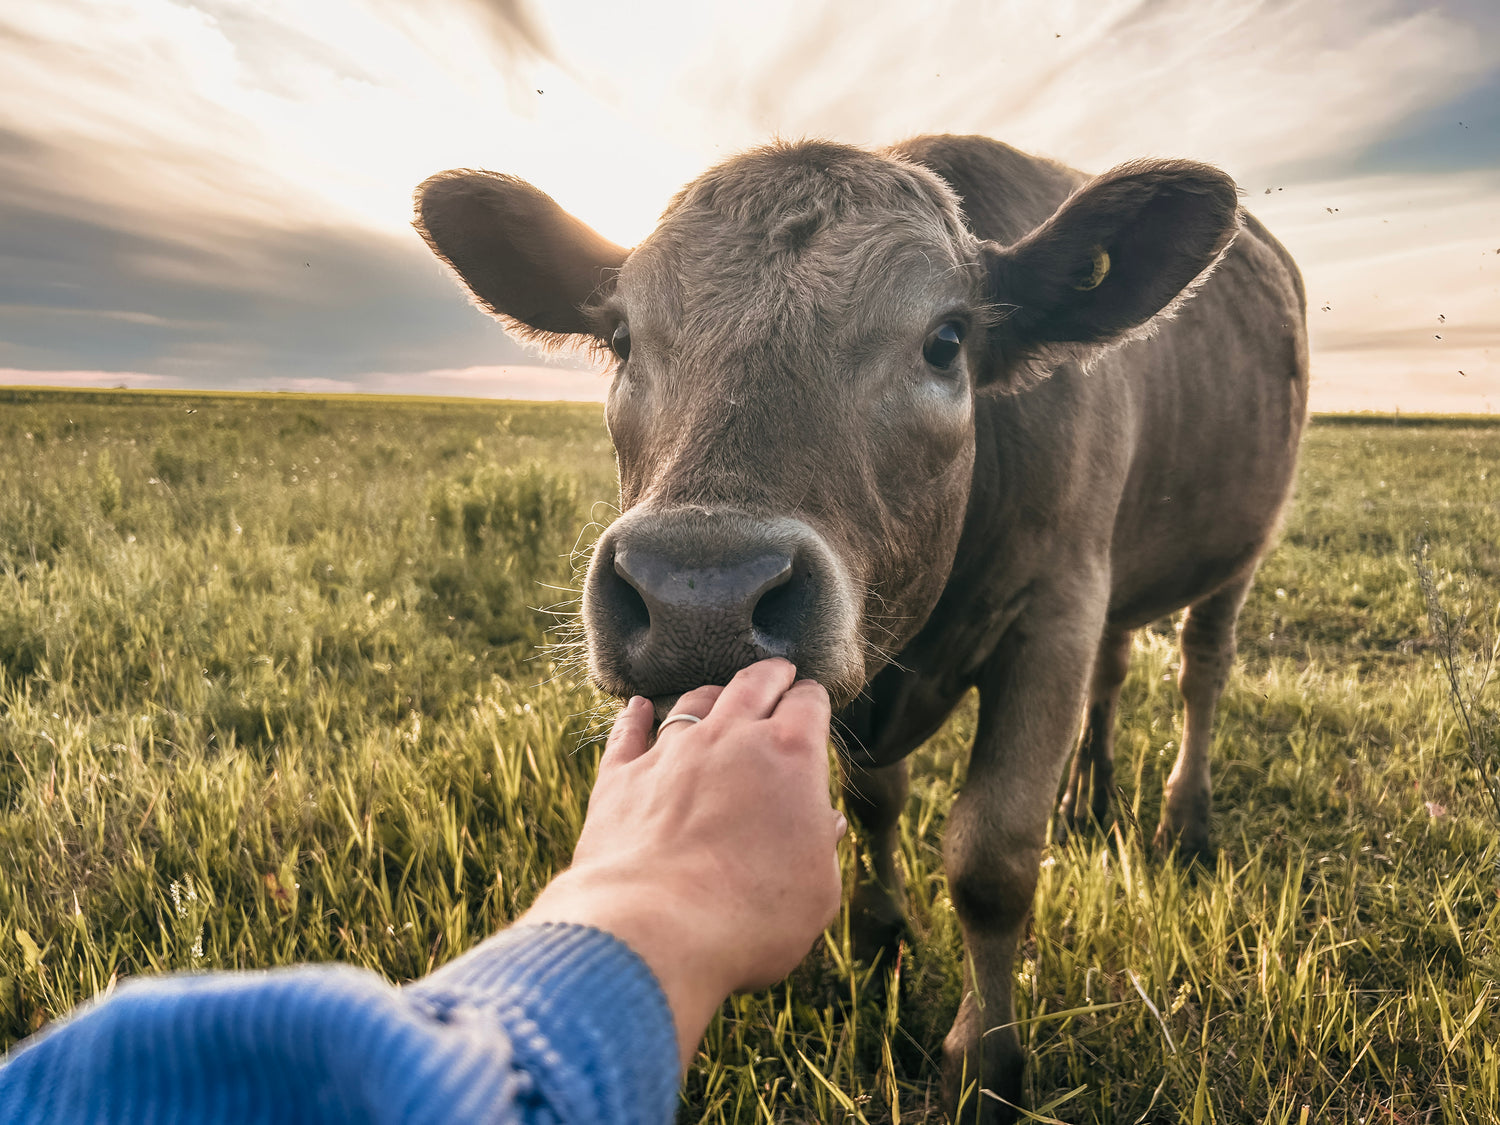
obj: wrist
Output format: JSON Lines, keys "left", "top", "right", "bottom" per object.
{"left": 521, "top": 865, "right": 735, "bottom": 1069}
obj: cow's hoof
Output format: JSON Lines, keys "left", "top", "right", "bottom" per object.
{"left": 1152, "top": 815, "right": 1215, "bottom": 867}
{"left": 1154, "top": 784, "right": 1215, "bottom": 863}
{"left": 1052, "top": 798, "right": 1111, "bottom": 845}
{"left": 941, "top": 1041, "right": 1025, "bottom": 1124}
{"left": 1055, "top": 764, "right": 1114, "bottom": 845}
{"left": 850, "top": 881, "right": 908, "bottom": 967}
{"left": 943, "top": 1002, "right": 1026, "bottom": 1123}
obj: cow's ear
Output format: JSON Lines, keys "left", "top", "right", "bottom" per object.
{"left": 978, "top": 160, "right": 1240, "bottom": 387}
{"left": 415, "top": 170, "right": 629, "bottom": 348}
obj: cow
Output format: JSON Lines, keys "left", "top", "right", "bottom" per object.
{"left": 414, "top": 134, "right": 1308, "bottom": 1122}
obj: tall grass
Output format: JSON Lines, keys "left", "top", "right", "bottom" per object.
{"left": 2, "top": 390, "right": 1498, "bottom": 1123}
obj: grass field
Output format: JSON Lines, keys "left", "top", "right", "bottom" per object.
{"left": 1, "top": 388, "right": 1498, "bottom": 1124}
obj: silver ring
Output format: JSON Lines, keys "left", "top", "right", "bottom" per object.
{"left": 656, "top": 713, "right": 703, "bottom": 734}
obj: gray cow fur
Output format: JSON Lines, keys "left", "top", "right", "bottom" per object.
{"left": 415, "top": 134, "right": 1309, "bottom": 1122}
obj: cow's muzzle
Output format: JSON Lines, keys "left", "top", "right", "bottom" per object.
{"left": 583, "top": 509, "right": 859, "bottom": 701}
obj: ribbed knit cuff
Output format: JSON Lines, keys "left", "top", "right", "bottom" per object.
{"left": 407, "top": 923, "right": 680, "bottom": 1125}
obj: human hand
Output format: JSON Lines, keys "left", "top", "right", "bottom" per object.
{"left": 522, "top": 659, "right": 844, "bottom": 1067}
{"left": 577, "top": 658, "right": 844, "bottom": 989}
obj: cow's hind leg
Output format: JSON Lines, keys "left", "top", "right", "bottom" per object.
{"left": 1154, "top": 576, "right": 1251, "bottom": 862}
{"left": 842, "top": 758, "right": 910, "bottom": 965}
{"left": 1056, "top": 626, "right": 1133, "bottom": 838}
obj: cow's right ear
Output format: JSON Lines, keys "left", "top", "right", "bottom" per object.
{"left": 415, "top": 170, "right": 630, "bottom": 347}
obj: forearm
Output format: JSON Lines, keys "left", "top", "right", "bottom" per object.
{"left": 0, "top": 924, "right": 679, "bottom": 1125}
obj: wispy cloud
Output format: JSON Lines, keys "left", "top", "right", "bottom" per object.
{"left": 547, "top": 0, "right": 1489, "bottom": 180}
{"left": 0, "top": 138, "right": 532, "bottom": 382}
{"left": 354, "top": 363, "right": 610, "bottom": 401}
{"left": 0, "top": 368, "right": 174, "bottom": 389}
{"left": 1253, "top": 170, "right": 1499, "bottom": 411}
{"left": 0, "top": 0, "right": 1494, "bottom": 406}
{"left": 0, "top": 363, "right": 610, "bottom": 402}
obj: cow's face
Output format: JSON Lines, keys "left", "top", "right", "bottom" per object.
{"left": 582, "top": 146, "right": 984, "bottom": 706}
{"left": 416, "top": 142, "right": 1239, "bottom": 709}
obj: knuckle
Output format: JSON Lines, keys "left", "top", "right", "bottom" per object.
{"left": 773, "top": 722, "right": 820, "bottom": 755}
{"left": 769, "top": 726, "right": 806, "bottom": 756}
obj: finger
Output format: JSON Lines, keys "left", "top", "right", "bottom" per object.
{"left": 712, "top": 658, "right": 798, "bottom": 721}
{"left": 649, "top": 685, "right": 724, "bottom": 750}
{"left": 770, "top": 678, "right": 831, "bottom": 744}
{"left": 770, "top": 681, "right": 833, "bottom": 798}
{"left": 600, "top": 696, "right": 653, "bottom": 769}
{"left": 662, "top": 684, "right": 723, "bottom": 725}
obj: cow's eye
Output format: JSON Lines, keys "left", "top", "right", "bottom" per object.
{"left": 610, "top": 323, "right": 631, "bottom": 361}
{"left": 922, "top": 321, "right": 965, "bottom": 371}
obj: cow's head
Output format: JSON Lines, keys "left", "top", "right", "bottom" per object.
{"left": 416, "top": 142, "right": 1238, "bottom": 710}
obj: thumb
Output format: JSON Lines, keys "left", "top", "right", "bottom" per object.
{"left": 600, "top": 696, "right": 653, "bottom": 769}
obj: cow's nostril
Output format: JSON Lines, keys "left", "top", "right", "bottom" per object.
{"left": 607, "top": 552, "right": 652, "bottom": 644}
{"left": 750, "top": 563, "right": 813, "bottom": 655}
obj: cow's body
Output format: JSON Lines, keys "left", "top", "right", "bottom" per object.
{"left": 416, "top": 134, "right": 1308, "bottom": 1122}
{"left": 841, "top": 134, "right": 1306, "bottom": 771}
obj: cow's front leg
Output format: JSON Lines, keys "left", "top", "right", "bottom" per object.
{"left": 942, "top": 597, "right": 1104, "bottom": 1124}
{"left": 842, "top": 757, "right": 910, "bottom": 965}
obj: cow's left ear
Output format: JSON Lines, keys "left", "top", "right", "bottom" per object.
{"left": 978, "top": 159, "right": 1240, "bottom": 386}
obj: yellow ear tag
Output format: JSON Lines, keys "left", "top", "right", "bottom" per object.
{"left": 1075, "top": 245, "right": 1110, "bottom": 291}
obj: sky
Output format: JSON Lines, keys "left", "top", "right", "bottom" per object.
{"left": 1, "top": 0, "right": 1496, "bottom": 412}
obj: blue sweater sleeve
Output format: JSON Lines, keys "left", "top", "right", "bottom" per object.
{"left": 0, "top": 923, "right": 680, "bottom": 1125}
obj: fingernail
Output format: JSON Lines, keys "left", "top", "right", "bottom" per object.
{"left": 834, "top": 813, "right": 848, "bottom": 839}
{"left": 627, "top": 696, "right": 647, "bottom": 714}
